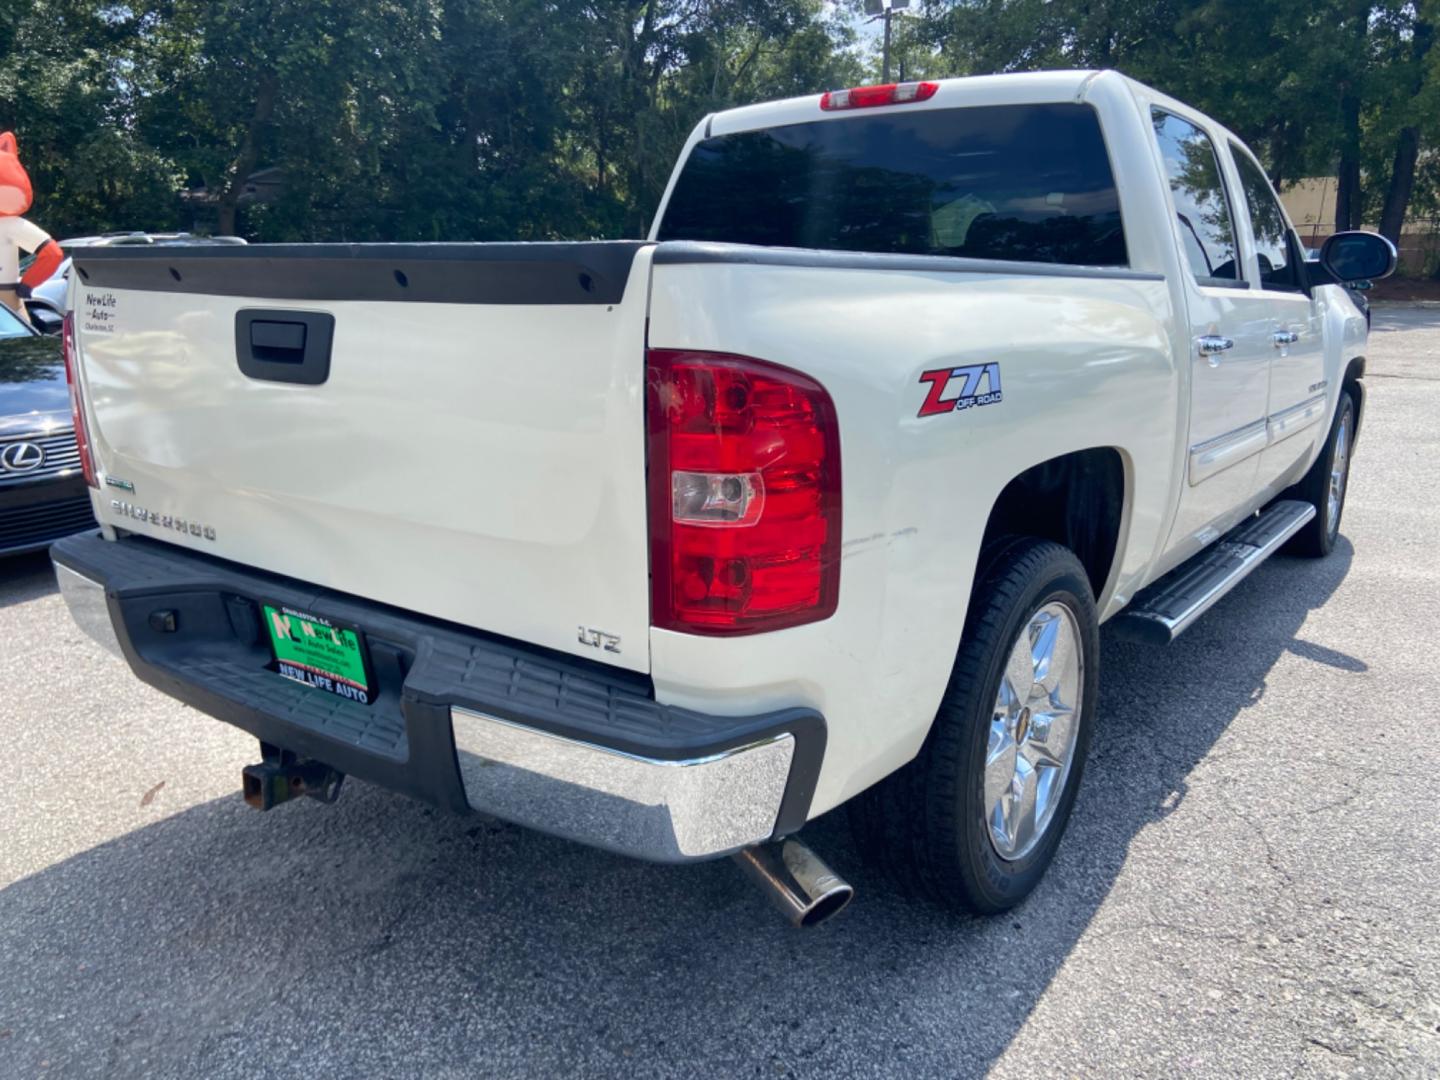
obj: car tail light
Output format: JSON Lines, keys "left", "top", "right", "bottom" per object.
{"left": 647, "top": 349, "right": 841, "bottom": 635}
{"left": 61, "top": 312, "right": 98, "bottom": 488}
{"left": 820, "top": 81, "right": 938, "bottom": 111}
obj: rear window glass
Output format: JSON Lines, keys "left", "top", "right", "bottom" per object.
{"left": 657, "top": 103, "right": 1127, "bottom": 267}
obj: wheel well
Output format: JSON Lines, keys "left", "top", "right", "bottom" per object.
{"left": 979, "top": 448, "right": 1126, "bottom": 598}
{"left": 1343, "top": 356, "right": 1365, "bottom": 439}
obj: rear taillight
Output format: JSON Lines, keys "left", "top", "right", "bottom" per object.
{"left": 820, "top": 81, "right": 938, "bottom": 111}
{"left": 61, "top": 312, "right": 98, "bottom": 488}
{"left": 647, "top": 349, "right": 841, "bottom": 635}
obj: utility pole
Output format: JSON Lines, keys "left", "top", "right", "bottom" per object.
{"left": 864, "top": 0, "right": 910, "bottom": 83}
{"left": 883, "top": 6, "right": 892, "bottom": 82}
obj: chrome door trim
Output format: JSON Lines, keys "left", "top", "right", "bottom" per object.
{"left": 1266, "top": 392, "right": 1326, "bottom": 446}
{"left": 1189, "top": 418, "right": 1268, "bottom": 485}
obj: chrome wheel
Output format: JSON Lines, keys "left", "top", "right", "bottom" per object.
{"left": 1327, "top": 405, "right": 1351, "bottom": 537}
{"left": 984, "top": 601, "right": 1084, "bottom": 861}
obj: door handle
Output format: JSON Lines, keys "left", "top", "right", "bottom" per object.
{"left": 1272, "top": 330, "right": 1300, "bottom": 346}
{"left": 1198, "top": 335, "right": 1234, "bottom": 357}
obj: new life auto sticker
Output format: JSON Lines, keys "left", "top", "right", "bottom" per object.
{"left": 82, "top": 290, "right": 118, "bottom": 335}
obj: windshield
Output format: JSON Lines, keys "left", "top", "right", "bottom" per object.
{"left": 658, "top": 103, "right": 1127, "bottom": 267}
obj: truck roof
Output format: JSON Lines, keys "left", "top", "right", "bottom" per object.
{"left": 699, "top": 68, "right": 1247, "bottom": 173}
{"left": 707, "top": 70, "right": 1118, "bottom": 137}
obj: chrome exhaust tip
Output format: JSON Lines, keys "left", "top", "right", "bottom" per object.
{"left": 733, "top": 839, "right": 854, "bottom": 928}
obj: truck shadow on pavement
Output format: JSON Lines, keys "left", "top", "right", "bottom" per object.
{"left": 0, "top": 543, "right": 1361, "bottom": 1077}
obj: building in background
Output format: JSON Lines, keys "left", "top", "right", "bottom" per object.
{"left": 1282, "top": 176, "right": 1439, "bottom": 275}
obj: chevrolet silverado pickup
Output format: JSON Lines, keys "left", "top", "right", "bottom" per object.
{"left": 52, "top": 71, "right": 1394, "bottom": 926}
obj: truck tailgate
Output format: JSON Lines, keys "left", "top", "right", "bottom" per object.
{"left": 71, "top": 243, "right": 654, "bottom": 673}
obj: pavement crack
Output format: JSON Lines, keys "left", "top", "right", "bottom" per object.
{"left": 1304, "top": 791, "right": 1360, "bottom": 815}
{"left": 1306, "top": 1036, "right": 1359, "bottom": 1059}
{"left": 1212, "top": 780, "right": 1297, "bottom": 890}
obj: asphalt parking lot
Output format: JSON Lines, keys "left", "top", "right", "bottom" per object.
{"left": 3, "top": 308, "right": 1439, "bottom": 1079}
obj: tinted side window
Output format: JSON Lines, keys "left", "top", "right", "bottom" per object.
{"left": 658, "top": 104, "right": 1127, "bottom": 267}
{"left": 1231, "top": 146, "right": 1301, "bottom": 291}
{"left": 1151, "top": 110, "right": 1240, "bottom": 285}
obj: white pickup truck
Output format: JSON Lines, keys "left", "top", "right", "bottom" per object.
{"left": 53, "top": 70, "right": 1393, "bottom": 926}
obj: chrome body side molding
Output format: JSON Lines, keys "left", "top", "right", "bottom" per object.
{"left": 1188, "top": 392, "right": 1331, "bottom": 486}
{"left": 1266, "top": 393, "right": 1327, "bottom": 446}
{"left": 1189, "top": 419, "right": 1268, "bottom": 485}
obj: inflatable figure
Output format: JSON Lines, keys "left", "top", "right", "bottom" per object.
{"left": 0, "top": 132, "right": 63, "bottom": 324}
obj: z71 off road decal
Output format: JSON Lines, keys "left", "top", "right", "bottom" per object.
{"left": 917, "top": 363, "right": 1004, "bottom": 418}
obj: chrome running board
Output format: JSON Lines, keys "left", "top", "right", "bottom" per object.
{"left": 1110, "top": 499, "right": 1316, "bottom": 645}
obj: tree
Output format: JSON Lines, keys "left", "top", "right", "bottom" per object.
{"left": 11, "top": 0, "right": 1439, "bottom": 264}
{"left": 1374, "top": 3, "right": 1436, "bottom": 242}
{"left": 134, "top": 1, "right": 439, "bottom": 237}
{"left": 916, "top": 0, "right": 1437, "bottom": 250}
{"left": 563, "top": 0, "right": 859, "bottom": 236}
{"left": 0, "top": 0, "right": 178, "bottom": 236}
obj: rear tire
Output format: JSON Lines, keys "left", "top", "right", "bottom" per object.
{"left": 850, "top": 538, "right": 1099, "bottom": 914}
{"left": 1285, "top": 390, "right": 1355, "bottom": 558}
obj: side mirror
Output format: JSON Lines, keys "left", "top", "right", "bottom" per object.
{"left": 24, "top": 302, "right": 63, "bottom": 336}
{"left": 1320, "top": 231, "right": 1397, "bottom": 283}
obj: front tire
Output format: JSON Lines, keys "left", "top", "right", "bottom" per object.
{"left": 850, "top": 538, "right": 1099, "bottom": 914}
{"left": 1286, "top": 389, "right": 1355, "bottom": 558}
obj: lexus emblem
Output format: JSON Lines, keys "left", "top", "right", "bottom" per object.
{"left": 0, "top": 441, "right": 45, "bottom": 473}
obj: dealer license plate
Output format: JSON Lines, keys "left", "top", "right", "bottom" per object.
{"left": 262, "top": 603, "right": 373, "bottom": 705}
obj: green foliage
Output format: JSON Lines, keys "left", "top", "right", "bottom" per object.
{"left": 911, "top": 0, "right": 1439, "bottom": 239}
{"left": 2, "top": 0, "right": 1436, "bottom": 249}
{"left": 0, "top": 1, "right": 180, "bottom": 234}
{"left": 0, "top": 0, "right": 858, "bottom": 241}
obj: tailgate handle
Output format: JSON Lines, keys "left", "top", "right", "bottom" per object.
{"left": 250, "top": 320, "right": 307, "bottom": 361}
{"left": 236, "top": 310, "right": 336, "bottom": 386}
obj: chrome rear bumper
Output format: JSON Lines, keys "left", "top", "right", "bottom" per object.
{"left": 55, "top": 562, "right": 123, "bottom": 659}
{"left": 452, "top": 708, "right": 795, "bottom": 861}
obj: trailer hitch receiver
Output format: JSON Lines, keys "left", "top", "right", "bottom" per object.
{"left": 242, "top": 743, "right": 345, "bottom": 811}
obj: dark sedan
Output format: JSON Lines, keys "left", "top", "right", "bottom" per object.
{"left": 0, "top": 305, "right": 95, "bottom": 555}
